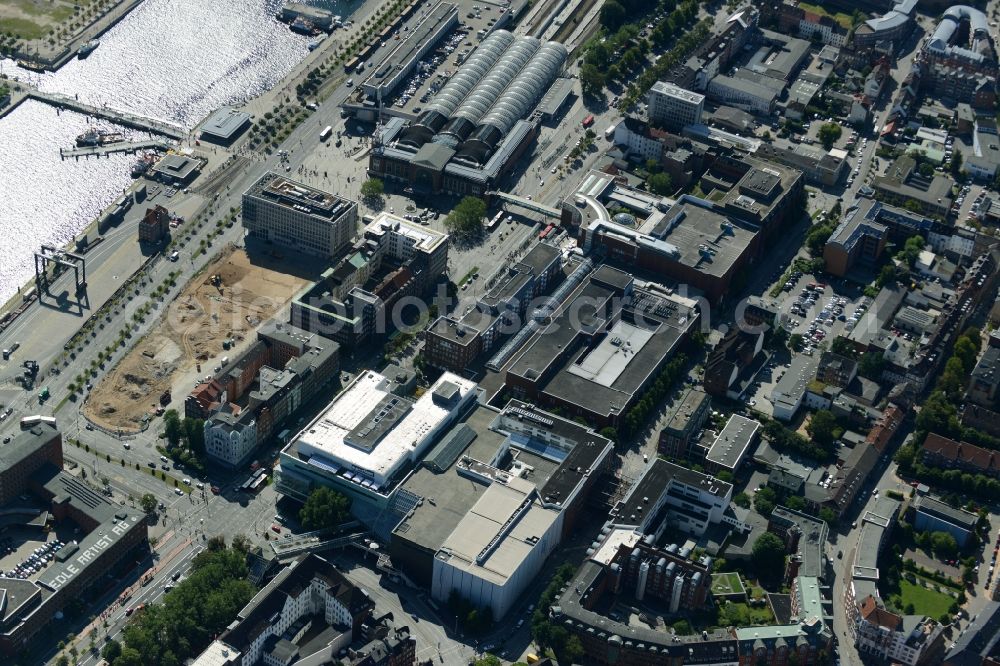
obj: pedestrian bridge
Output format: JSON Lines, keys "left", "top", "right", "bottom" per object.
{"left": 61, "top": 138, "right": 175, "bottom": 159}
{"left": 488, "top": 190, "right": 562, "bottom": 219}
{"left": 25, "top": 86, "right": 187, "bottom": 140}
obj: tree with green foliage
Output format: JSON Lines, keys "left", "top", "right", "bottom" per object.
{"left": 360, "top": 178, "right": 384, "bottom": 201}
{"left": 831, "top": 337, "right": 857, "bottom": 357}
{"left": 183, "top": 417, "right": 205, "bottom": 455}
{"left": 818, "top": 123, "right": 842, "bottom": 150}
{"left": 579, "top": 63, "right": 605, "bottom": 98}
{"left": 733, "top": 492, "right": 751, "bottom": 508}
{"left": 648, "top": 172, "right": 673, "bottom": 195}
{"left": 232, "top": 534, "right": 252, "bottom": 554}
{"left": 754, "top": 486, "right": 778, "bottom": 517}
{"left": 785, "top": 495, "right": 807, "bottom": 511}
{"left": 599, "top": 0, "right": 627, "bottom": 28}
{"left": 858, "top": 351, "right": 886, "bottom": 381}
{"left": 531, "top": 563, "right": 577, "bottom": 653}
{"left": 139, "top": 493, "right": 157, "bottom": 514}
{"left": 819, "top": 507, "right": 838, "bottom": 526}
{"left": 902, "top": 199, "right": 922, "bottom": 213}
{"left": 897, "top": 235, "right": 926, "bottom": 266}
{"left": 163, "top": 409, "right": 182, "bottom": 447}
{"left": 473, "top": 656, "right": 502, "bottom": 666}
{"left": 761, "top": 417, "right": 833, "bottom": 461}
{"left": 931, "top": 531, "right": 959, "bottom": 558}
{"left": 752, "top": 532, "right": 787, "bottom": 575}
{"left": 953, "top": 334, "right": 979, "bottom": 372}
{"left": 102, "top": 639, "right": 122, "bottom": 662}
{"left": 876, "top": 263, "right": 898, "bottom": 288}
{"left": 299, "top": 487, "right": 351, "bottom": 530}
{"left": 951, "top": 150, "right": 963, "bottom": 177}
{"left": 807, "top": 410, "right": 839, "bottom": 448}
{"left": 788, "top": 333, "right": 804, "bottom": 351}
{"left": 939, "top": 356, "right": 970, "bottom": 402}
{"left": 111, "top": 547, "right": 255, "bottom": 666}
{"left": 559, "top": 635, "right": 585, "bottom": 664}
{"left": 805, "top": 222, "right": 836, "bottom": 256}
{"left": 445, "top": 196, "right": 487, "bottom": 237}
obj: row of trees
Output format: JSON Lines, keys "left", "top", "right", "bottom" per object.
{"left": 619, "top": 353, "right": 688, "bottom": 439}
{"left": 103, "top": 542, "right": 256, "bottom": 666}
{"left": 895, "top": 327, "right": 1000, "bottom": 499}
{"left": 530, "top": 564, "right": 584, "bottom": 664}
{"left": 162, "top": 409, "right": 206, "bottom": 472}
{"left": 879, "top": 541, "right": 964, "bottom": 624}
{"left": 163, "top": 409, "right": 203, "bottom": 451}
{"left": 580, "top": 1, "right": 706, "bottom": 104}
{"left": 751, "top": 483, "right": 837, "bottom": 526}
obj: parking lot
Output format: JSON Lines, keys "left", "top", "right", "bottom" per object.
{"left": 370, "top": 1, "right": 513, "bottom": 115}
{"left": 778, "top": 274, "right": 872, "bottom": 353}
{"left": 956, "top": 180, "right": 988, "bottom": 228}
{"left": 0, "top": 528, "right": 73, "bottom": 582}
{"left": 742, "top": 271, "right": 875, "bottom": 415}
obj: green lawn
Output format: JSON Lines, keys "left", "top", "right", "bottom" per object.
{"left": 714, "top": 600, "right": 774, "bottom": 628}
{"left": 896, "top": 579, "right": 956, "bottom": 618}
{"left": 0, "top": 17, "right": 48, "bottom": 39}
{"left": 711, "top": 572, "right": 745, "bottom": 595}
{"left": 796, "top": 2, "right": 853, "bottom": 30}
{"left": 0, "top": 0, "right": 75, "bottom": 40}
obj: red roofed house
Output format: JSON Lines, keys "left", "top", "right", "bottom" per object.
{"left": 921, "top": 433, "right": 1000, "bottom": 478}
{"left": 185, "top": 379, "right": 226, "bottom": 420}
{"left": 138, "top": 205, "right": 171, "bottom": 244}
{"left": 866, "top": 404, "right": 904, "bottom": 454}
{"left": 854, "top": 595, "right": 945, "bottom": 665}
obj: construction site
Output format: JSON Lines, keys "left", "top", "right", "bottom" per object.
{"left": 84, "top": 246, "right": 319, "bottom": 431}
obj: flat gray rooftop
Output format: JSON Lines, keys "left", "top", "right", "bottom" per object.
{"left": 200, "top": 107, "right": 251, "bottom": 140}
{"left": 392, "top": 405, "right": 506, "bottom": 553}
{"left": 658, "top": 203, "right": 757, "bottom": 278}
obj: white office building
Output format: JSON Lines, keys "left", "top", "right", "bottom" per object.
{"left": 648, "top": 81, "right": 705, "bottom": 130}
{"left": 193, "top": 555, "right": 373, "bottom": 666}
{"left": 242, "top": 172, "right": 358, "bottom": 258}
{"left": 292, "top": 371, "right": 477, "bottom": 489}
{"left": 610, "top": 459, "right": 740, "bottom": 537}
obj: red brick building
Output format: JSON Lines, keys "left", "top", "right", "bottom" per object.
{"left": 138, "top": 205, "right": 170, "bottom": 243}
{"left": 0, "top": 424, "right": 63, "bottom": 505}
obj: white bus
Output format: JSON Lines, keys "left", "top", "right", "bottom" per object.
{"left": 320, "top": 126, "right": 333, "bottom": 142}
{"left": 486, "top": 210, "right": 505, "bottom": 231}
{"left": 20, "top": 415, "right": 56, "bottom": 429}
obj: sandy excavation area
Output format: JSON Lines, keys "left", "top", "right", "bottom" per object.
{"left": 85, "top": 247, "right": 312, "bottom": 431}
